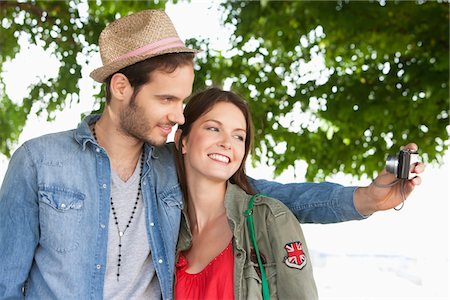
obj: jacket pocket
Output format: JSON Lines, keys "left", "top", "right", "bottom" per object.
{"left": 243, "top": 263, "right": 277, "bottom": 299}
{"left": 38, "top": 186, "right": 85, "bottom": 253}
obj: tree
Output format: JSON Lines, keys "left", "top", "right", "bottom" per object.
{"left": 1, "top": 0, "right": 448, "bottom": 180}
{"left": 195, "top": 0, "right": 449, "bottom": 180}
{"left": 0, "top": 0, "right": 167, "bottom": 156}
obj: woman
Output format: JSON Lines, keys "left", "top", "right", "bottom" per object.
{"left": 174, "top": 87, "right": 318, "bottom": 299}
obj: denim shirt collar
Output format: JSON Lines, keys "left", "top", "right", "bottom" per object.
{"left": 73, "top": 114, "right": 157, "bottom": 159}
{"left": 74, "top": 114, "right": 100, "bottom": 151}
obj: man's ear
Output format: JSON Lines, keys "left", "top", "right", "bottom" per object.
{"left": 110, "top": 73, "right": 132, "bottom": 102}
{"left": 174, "top": 129, "right": 187, "bottom": 154}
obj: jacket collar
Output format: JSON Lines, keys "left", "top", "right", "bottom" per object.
{"left": 223, "top": 182, "right": 251, "bottom": 231}
{"left": 177, "top": 182, "right": 252, "bottom": 252}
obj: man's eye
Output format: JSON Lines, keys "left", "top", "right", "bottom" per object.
{"left": 160, "top": 97, "right": 174, "bottom": 102}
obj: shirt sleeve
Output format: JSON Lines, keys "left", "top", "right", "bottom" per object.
{"left": 248, "top": 177, "right": 367, "bottom": 223}
{"left": 0, "top": 143, "right": 39, "bottom": 297}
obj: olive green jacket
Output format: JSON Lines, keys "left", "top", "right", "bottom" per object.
{"left": 176, "top": 183, "right": 318, "bottom": 300}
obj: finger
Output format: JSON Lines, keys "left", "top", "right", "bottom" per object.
{"left": 412, "top": 162, "right": 426, "bottom": 174}
{"left": 379, "top": 168, "right": 390, "bottom": 176}
{"left": 410, "top": 176, "right": 422, "bottom": 186}
{"left": 375, "top": 169, "right": 398, "bottom": 185}
{"left": 402, "top": 143, "right": 418, "bottom": 152}
{"left": 402, "top": 179, "right": 417, "bottom": 196}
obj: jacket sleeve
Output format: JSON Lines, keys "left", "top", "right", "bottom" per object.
{"left": 248, "top": 177, "right": 366, "bottom": 224}
{"left": 0, "top": 144, "right": 39, "bottom": 297}
{"left": 266, "top": 204, "right": 319, "bottom": 300}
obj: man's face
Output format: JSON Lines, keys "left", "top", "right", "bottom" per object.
{"left": 120, "top": 64, "right": 195, "bottom": 146}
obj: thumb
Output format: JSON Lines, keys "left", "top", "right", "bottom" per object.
{"left": 374, "top": 169, "right": 399, "bottom": 185}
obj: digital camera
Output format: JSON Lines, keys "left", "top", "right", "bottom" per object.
{"left": 386, "top": 149, "right": 419, "bottom": 179}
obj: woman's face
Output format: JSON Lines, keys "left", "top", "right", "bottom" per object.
{"left": 180, "top": 101, "right": 247, "bottom": 184}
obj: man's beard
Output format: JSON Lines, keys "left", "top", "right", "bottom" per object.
{"left": 119, "top": 95, "right": 170, "bottom": 146}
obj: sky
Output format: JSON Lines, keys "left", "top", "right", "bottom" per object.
{"left": 0, "top": 2, "right": 449, "bottom": 299}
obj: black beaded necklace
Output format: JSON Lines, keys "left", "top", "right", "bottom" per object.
{"left": 92, "top": 124, "right": 145, "bottom": 282}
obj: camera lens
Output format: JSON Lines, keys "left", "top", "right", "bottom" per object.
{"left": 385, "top": 155, "right": 398, "bottom": 176}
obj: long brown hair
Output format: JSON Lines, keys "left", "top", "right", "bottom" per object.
{"left": 174, "top": 87, "right": 255, "bottom": 204}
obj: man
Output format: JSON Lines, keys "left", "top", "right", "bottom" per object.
{"left": 0, "top": 9, "right": 423, "bottom": 299}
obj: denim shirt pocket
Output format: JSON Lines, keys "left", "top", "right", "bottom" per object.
{"left": 158, "top": 185, "right": 183, "bottom": 231}
{"left": 159, "top": 184, "right": 183, "bottom": 206}
{"left": 38, "top": 186, "right": 85, "bottom": 253}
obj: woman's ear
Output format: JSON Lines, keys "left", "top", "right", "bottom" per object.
{"left": 174, "top": 129, "right": 187, "bottom": 154}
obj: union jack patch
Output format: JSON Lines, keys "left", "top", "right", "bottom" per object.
{"left": 284, "top": 241, "right": 307, "bottom": 270}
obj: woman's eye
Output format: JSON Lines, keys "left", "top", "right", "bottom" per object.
{"left": 234, "top": 135, "right": 245, "bottom": 142}
{"left": 207, "top": 127, "right": 219, "bottom": 132}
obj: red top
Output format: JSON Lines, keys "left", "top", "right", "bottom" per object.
{"left": 175, "top": 240, "right": 234, "bottom": 300}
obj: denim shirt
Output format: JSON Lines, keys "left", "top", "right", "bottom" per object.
{"left": 0, "top": 115, "right": 364, "bottom": 299}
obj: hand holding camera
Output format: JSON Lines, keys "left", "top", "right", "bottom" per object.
{"left": 386, "top": 149, "right": 420, "bottom": 180}
{"left": 354, "top": 143, "right": 425, "bottom": 215}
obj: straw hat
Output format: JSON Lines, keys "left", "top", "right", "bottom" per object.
{"left": 90, "top": 10, "right": 197, "bottom": 82}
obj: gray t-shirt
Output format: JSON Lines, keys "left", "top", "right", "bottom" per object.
{"left": 103, "top": 162, "right": 161, "bottom": 299}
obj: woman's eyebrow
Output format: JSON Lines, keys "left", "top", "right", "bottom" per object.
{"left": 204, "top": 119, "right": 246, "bottom": 132}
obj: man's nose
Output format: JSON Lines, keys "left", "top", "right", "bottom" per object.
{"left": 169, "top": 106, "right": 185, "bottom": 125}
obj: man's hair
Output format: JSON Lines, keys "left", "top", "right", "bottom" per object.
{"left": 174, "top": 87, "right": 255, "bottom": 206}
{"left": 104, "top": 52, "right": 195, "bottom": 103}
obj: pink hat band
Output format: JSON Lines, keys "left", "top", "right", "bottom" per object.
{"left": 90, "top": 10, "right": 198, "bottom": 82}
{"left": 113, "top": 36, "right": 184, "bottom": 63}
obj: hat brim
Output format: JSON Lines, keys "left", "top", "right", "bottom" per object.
{"left": 90, "top": 46, "right": 198, "bottom": 83}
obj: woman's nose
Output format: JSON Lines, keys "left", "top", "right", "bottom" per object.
{"left": 219, "top": 135, "right": 232, "bottom": 150}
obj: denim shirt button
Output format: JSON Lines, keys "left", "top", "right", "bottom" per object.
{"left": 143, "top": 182, "right": 146, "bottom": 186}
{"left": 150, "top": 222, "right": 154, "bottom": 227}
{"left": 158, "top": 259, "right": 163, "bottom": 264}
{"left": 60, "top": 203, "right": 66, "bottom": 209}
{"left": 96, "top": 264, "right": 101, "bottom": 270}
{"left": 96, "top": 148, "right": 100, "bottom": 153}
{"left": 100, "top": 224, "right": 106, "bottom": 229}
{"left": 102, "top": 184, "right": 107, "bottom": 189}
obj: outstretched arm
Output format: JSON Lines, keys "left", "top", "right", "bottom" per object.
{"left": 249, "top": 178, "right": 363, "bottom": 224}
{"left": 250, "top": 143, "right": 424, "bottom": 224}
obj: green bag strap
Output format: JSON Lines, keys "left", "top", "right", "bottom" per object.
{"left": 244, "top": 194, "right": 270, "bottom": 300}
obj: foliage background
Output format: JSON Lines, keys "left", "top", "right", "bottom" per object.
{"left": 0, "top": 2, "right": 448, "bottom": 298}
{"left": 1, "top": 0, "right": 449, "bottom": 180}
